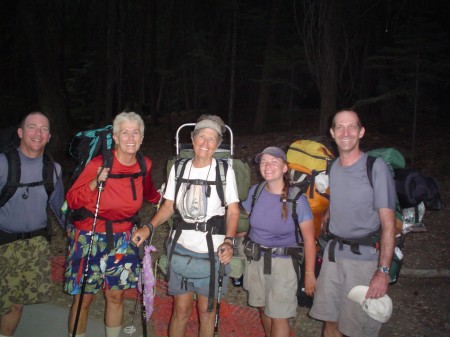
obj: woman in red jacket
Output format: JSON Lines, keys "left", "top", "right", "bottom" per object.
{"left": 65, "top": 112, "right": 161, "bottom": 337}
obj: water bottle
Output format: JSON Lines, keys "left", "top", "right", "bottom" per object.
{"left": 389, "top": 246, "right": 403, "bottom": 284}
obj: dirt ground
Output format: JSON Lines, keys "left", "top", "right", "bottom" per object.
{"left": 49, "top": 114, "right": 450, "bottom": 337}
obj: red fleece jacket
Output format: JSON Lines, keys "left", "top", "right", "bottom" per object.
{"left": 66, "top": 151, "right": 160, "bottom": 232}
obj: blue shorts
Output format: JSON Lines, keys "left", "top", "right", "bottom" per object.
{"left": 167, "top": 243, "right": 230, "bottom": 298}
{"left": 64, "top": 228, "right": 140, "bottom": 295}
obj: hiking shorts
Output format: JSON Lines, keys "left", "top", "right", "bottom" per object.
{"left": 167, "top": 244, "right": 231, "bottom": 299}
{"left": 243, "top": 255, "right": 298, "bottom": 319}
{"left": 309, "top": 254, "right": 382, "bottom": 337}
{"left": 0, "top": 236, "right": 52, "bottom": 315}
{"left": 64, "top": 228, "right": 140, "bottom": 295}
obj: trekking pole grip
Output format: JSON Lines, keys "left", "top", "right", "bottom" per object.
{"left": 219, "top": 262, "right": 226, "bottom": 277}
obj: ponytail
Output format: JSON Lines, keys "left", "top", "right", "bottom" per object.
{"left": 281, "top": 171, "right": 290, "bottom": 221}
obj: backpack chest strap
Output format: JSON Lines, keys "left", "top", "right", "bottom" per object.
{"left": 107, "top": 172, "right": 145, "bottom": 200}
{"left": 172, "top": 212, "right": 225, "bottom": 234}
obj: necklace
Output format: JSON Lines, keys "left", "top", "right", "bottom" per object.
{"left": 187, "top": 159, "right": 212, "bottom": 181}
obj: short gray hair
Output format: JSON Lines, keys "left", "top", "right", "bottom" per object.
{"left": 113, "top": 112, "right": 145, "bottom": 137}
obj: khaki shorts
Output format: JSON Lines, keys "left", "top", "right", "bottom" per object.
{"left": 0, "top": 236, "right": 52, "bottom": 315}
{"left": 243, "top": 255, "right": 298, "bottom": 318}
{"left": 309, "top": 254, "right": 382, "bottom": 337}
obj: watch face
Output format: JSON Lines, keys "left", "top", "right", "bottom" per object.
{"left": 379, "top": 266, "right": 390, "bottom": 273}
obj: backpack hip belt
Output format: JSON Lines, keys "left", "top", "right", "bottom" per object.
{"left": 72, "top": 207, "right": 140, "bottom": 251}
{"left": 260, "top": 245, "right": 304, "bottom": 257}
{"left": 327, "top": 229, "right": 380, "bottom": 262}
{"left": 0, "top": 227, "right": 50, "bottom": 246}
{"left": 246, "top": 241, "right": 304, "bottom": 275}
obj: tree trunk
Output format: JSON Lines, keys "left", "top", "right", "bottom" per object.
{"left": 104, "top": 0, "right": 119, "bottom": 124}
{"left": 253, "top": 0, "right": 281, "bottom": 133}
{"left": 228, "top": 0, "right": 239, "bottom": 127}
{"left": 302, "top": 0, "right": 341, "bottom": 134}
{"left": 17, "top": 0, "right": 69, "bottom": 157}
{"left": 145, "top": 0, "right": 159, "bottom": 125}
{"left": 319, "top": 67, "right": 337, "bottom": 132}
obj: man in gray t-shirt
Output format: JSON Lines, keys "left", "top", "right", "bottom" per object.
{"left": 309, "top": 110, "right": 396, "bottom": 337}
{"left": 0, "top": 112, "right": 65, "bottom": 337}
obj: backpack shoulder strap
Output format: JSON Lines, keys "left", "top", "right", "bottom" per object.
{"left": 366, "top": 155, "right": 377, "bottom": 188}
{"left": 250, "top": 181, "right": 266, "bottom": 213}
{"left": 42, "top": 151, "right": 55, "bottom": 200}
{"left": 244, "top": 181, "right": 266, "bottom": 239}
{"left": 101, "top": 127, "right": 114, "bottom": 169}
{"left": 136, "top": 151, "right": 147, "bottom": 187}
{"left": 215, "top": 158, "right": 228, "bottom": 207}
{"left": 0, "top": 149, "right": 21, "bottom": 207}
{"left": 173, "top": 158, "right": 191, "bottom": 211}
{"left": 285, "top": 186, "right": 304, "bottom": 245}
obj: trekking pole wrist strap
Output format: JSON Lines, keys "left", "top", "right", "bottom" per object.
{"left": 144, "top": 222, "right": 154, "bottom": 234}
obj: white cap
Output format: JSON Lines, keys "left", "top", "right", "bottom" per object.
{"left": 347, "top": 285, "right": 393, "bottom": 323}
{"left": 194, "top": 119, "right": 223, "bottom": 136}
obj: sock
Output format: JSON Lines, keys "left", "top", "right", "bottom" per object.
{"left": 0, "top": 334, "right": 13, "bottom": 337}
{"left": 105, "top": 326, "right": 121, "bottom": 337}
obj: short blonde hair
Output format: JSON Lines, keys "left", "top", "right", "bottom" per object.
{"left": 113, "top": 112, "right": 145, "bottom": 137}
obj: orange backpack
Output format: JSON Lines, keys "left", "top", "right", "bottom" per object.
{"left": 286, "top": 139, "right": 334, "bottom": 239}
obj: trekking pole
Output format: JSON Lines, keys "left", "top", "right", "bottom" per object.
{"left": 71, "top": 181, "right": 104, "bottom": 337}
{"left": 214, "top": 262, "right": 226, "bottom": 337}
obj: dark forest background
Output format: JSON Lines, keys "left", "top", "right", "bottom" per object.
{"left": 1, "top": 0, "right": 449, "bottom": 159}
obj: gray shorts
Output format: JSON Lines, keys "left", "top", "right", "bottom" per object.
{"left": 243, "top": 256, "right": 298, "bottom": 318}
{"left": 309, "top": 254, "right": 382, "bottom": 337}
{"left": 167, "top": 244, "right": 230, "bottom": 298}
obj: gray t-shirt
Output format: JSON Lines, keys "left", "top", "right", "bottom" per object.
{"left": 327, "top": 153, "right": 396, "bottom": 260}
{"left": 0, "top": 149, "right": 65, "bottom": 233}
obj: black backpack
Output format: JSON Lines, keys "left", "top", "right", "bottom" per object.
{"left": 0, "top": 126, "right": 55, "bottom": 207}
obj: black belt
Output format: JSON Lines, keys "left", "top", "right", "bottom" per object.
{"left": 0, "top": 228, "right": 50, "bottom": 246}
{"left": 261, "top": 246, "right": 304, "bottom": 256}
{"left": 260, "top": 246, "right": 304, "bottom": 274}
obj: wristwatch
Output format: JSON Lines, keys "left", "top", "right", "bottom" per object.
{"left": 378, "top": 265, "right": 390, "bottom": 274}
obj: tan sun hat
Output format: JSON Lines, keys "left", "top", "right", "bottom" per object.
{"left": 347, "top": 285, "right": 393, "bottom": 323}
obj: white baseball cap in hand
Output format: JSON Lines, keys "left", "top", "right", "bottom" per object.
{"left": 347, "top": 285, "right": 393, "bottom": 323}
